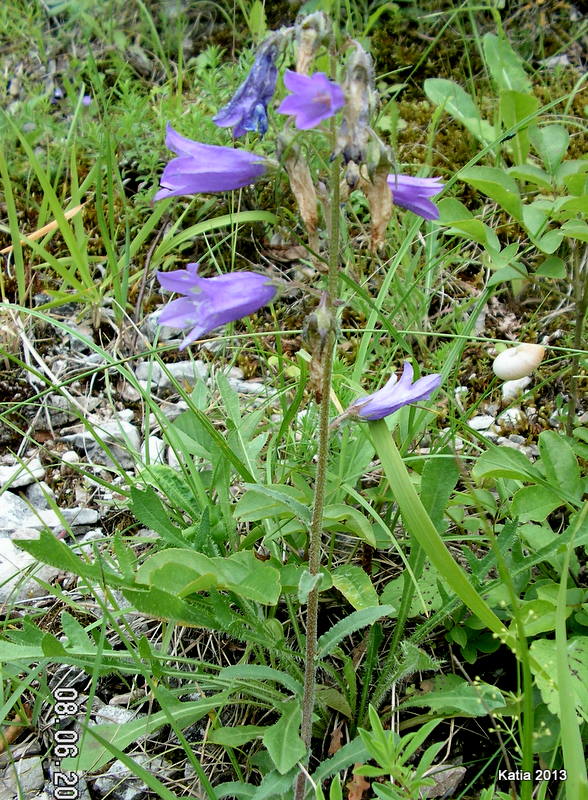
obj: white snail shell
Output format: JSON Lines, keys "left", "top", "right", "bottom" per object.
{"left": 492, "top": 343, "right": 546, "bottom": 381}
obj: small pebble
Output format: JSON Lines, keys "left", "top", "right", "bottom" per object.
{"left": 501, "top": 376, "right": 531, "bottom": 402}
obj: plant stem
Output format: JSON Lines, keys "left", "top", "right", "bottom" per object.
{"left": 295, "top": 121, "right": 341, "bottom": 800}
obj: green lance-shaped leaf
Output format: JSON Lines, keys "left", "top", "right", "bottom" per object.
{"left": 368, "top": 420, "right": 511, "bottom": 644}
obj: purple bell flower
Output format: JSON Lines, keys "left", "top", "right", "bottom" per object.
{"left": 386, "top": 175, "right": 444, "bottom": 221}
{"left": 346, "top": 362, "right": 442, "bottom": 421}
{"left": 156, "top": 263, "right": 277, "bottom": 349}
{"left": 154, "top": 124, "right": 267, "bottom": 200}
{"left": 277, "top": 70, "right": 345, "bottom": 130}
{"left": 213, "top": 37, "right": 280, "bottom": 138}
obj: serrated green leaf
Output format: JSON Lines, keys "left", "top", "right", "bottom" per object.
{"left": 317, "top": 605, "right": 395, "bottom": 657}
{"left": 530, "top": 636, "right": 588, "bottom": 722}
{"left": 219, "top": 665, "right": 302, "bottom": 696}
{"left": 129, "top": 486, "right": 186, "bottom": 546}
{"left": 400, "top": 674, "right": 505, "bottom": 716}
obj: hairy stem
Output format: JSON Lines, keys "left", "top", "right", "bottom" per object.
{"left": 295, "top": 122, "right": 341, "bottom": 800}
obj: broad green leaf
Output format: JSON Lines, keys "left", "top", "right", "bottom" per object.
{"left": 317, "top": 605, "right": 395, "bottom": 657}
{"left": 530, "top": 125, "right": 570, "bottom": 174}
{"left": 472, "top": 446, "right": 540, "bottom": 482}
{"left": 208, "top": 725, "right": 267, "bottom": 747}
{"left": 298, "top": 569, "right": 326, "bottom": 604}
{"left": 535, "top": 229, "right": 564, "bottom": 254}
{"left": 248, "top": 0, "right": 267, "bottom": 39}
{"left": 487, "top": 262, "right": 528, "bottom": 286}
{"left": 324, "top": 505, "right": 376, "bottom": 547}
{"left": 539, "top": 430, "right": 583, "bottom": 501}
{"left": 460, "top": 166, "right": 523, "bottom": 222}
{"left": 316, "top": 686, "right": 353, "bottom": 717}
{"left": 515, "top": 599, "right": 559, "bottom": 637}
{"left": 332, "top": 564, "right": 379, "bottom": 610}
{"left": 499, "top": 90, "right": 538, "bottom": 164}
{"left": 530, "top": 636, "right": 588, "bottom": 722}
{"left": 561, "top": 219, "right": 588, "bottom": 243}
{"left": 536, "top": 255, "right": 566, "bottom": 278}
{"left": 483, "top": 34, "right": 531, "bottom": 92}
{"left": 135, "top": 549, "right": 281, "bottom": 604}
{"left": 235, "top": 484, "right": 311, "bottom": 524}
{"left": 262, "top": 700, "right": 305, "bottom": 774}
{"left": 424, "top": 79, "right": 496, "bottom": 145}
{"left": 437, "top": 197, "right": 499, "bottom": 248}
{"left": 511, "top": 485, "right": 564, "bottom": 522}
{"left": 279, "top": 563, "right": 333, "bottom": 594}
{"left": 508, "top": 164, "right": 552, "bottom": 190}
{"left": 400, "top": 674, "right": 505, "bottom": 716}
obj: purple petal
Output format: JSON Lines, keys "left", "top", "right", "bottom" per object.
{"left": 387, "top": 174, "right": 444, "bottom": 220}
{"left": 213, "top": 38, "right": 279, "bottom": 138}
{"left": 156, "top": 266, "right": 278, "bottom": 348}
{"left": 348, "top": 361, "right": 442, "bottom": 421}
{"left": 155, "top": 125, "right": 267, "bottom": 198}
{"left": 278, "top": 71, "right": 345, "bottom": 130}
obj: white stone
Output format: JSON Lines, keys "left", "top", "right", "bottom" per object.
{"left": 227, "top": 378, "right": 266, "bottom": 395}
{"left": 0, "top": 756, "right": 44, "bottom": 797}
{"left": 93, "top": 755, "right": 166, "bottom": 800}
{"left": 165, "top": 360, "right": 208, "bottom": 384}
{"left": 24, "top": 481, "right": 55, "bottom": 510}
{"left": 497, "top": 407, "right": 526, "bottom": 430}
{"left": 468, "top": 415, "right": 495, "bottom": 431}
{"left": 0, "top": 458, "right": 45, "bottom": 489}
{"left": 501, "top": 376, "right": 531, "bottom": 401}
{"left": 144, "top": 436, "right": 165, "bottom": 464}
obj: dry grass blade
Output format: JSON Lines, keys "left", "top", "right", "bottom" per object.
{"left": 0, "top": 203, "right": 86, "bottom": 254}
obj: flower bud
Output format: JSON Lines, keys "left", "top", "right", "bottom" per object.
{"left": 336, "top": 43, "right": 376, "bottom": 168}
{"left": 295, "top": 12, "right": 331, "bottom": 74}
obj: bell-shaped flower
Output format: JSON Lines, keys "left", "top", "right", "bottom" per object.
{"left": 157, "top": 263, "right": 277, "bottom": 349}
{"left": 154, "top": 124, "right": 267, "bottom": 200}
{"left": 277, "top": 70, "right": 345, "bottom": 130}
{"left": 213, "top": 35, "right": 280, "bottom": 138}
{"left": 345, "top": 362, "right": 442, "bottom": 421}
{"left": 387, "top": 174, "right": 444, "bottom": 220}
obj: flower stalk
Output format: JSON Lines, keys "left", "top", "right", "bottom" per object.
{"left": 294, "top": 96, "right": 341, "bottom": 800}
